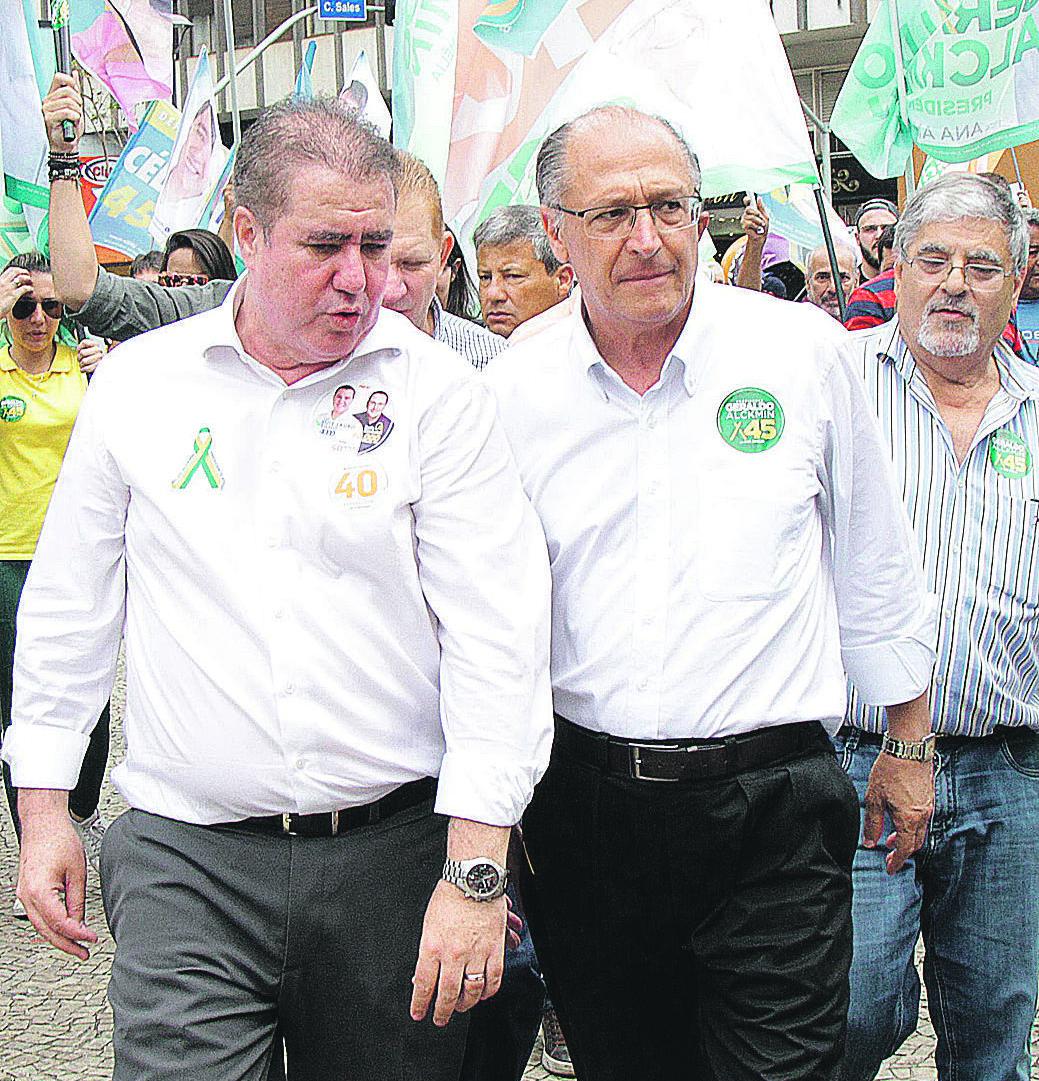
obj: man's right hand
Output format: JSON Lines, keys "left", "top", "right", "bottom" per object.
{"left": 42, "top": 72, "right": 84, "bottom": 154}
{"left": 17, "top": 789, "right": 97, "bottom": 960}
{"left": 741, "top": 195, "right": 769, "bottom": 246}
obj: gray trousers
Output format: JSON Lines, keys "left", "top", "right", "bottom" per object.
{"left": 99, "top": 802, "right": 468, "bottom": 1081}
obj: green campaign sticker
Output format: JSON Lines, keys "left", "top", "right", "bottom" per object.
{"left": 0, "top": 396, "right": 26, "bottom": 423}
{"left": 989, "top": 429, "right": 1032, "bottom": 479}
{"left": 717, "top": 388, "right": 784, "bottom": 454}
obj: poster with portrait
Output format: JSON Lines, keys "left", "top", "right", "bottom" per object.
{"left": 149, "top": 48, "right": 228, "bottom": 244}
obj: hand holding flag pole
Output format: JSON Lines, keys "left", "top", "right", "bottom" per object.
{"left": 44, "top": 0, "right": 77, "bottom": 142}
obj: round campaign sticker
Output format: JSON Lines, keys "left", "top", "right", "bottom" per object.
{"left": 0, "top": 395, "right": 26, "bottom": 423}
{"left": 716, "top": 388, "right": 784, "bottom": 454}
{"left": 989, "top": 429, "right": 1032, "bottom": 479}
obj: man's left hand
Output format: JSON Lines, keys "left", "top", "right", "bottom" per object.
{"left": 410, "top": 881, "right": 507, "bottom": 1026}
{"left": 863, "top": 753, "right": 933, "bottom": 874}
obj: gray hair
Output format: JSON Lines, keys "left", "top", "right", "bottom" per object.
{"left": 535, "top": 105, "right": 701, "bottom": 222}
{"left": 895, "top": 173, "right": 1029, "bottom": 274}
{"left": 234, "top": 96, "right": 398, "bottom": 233}
{"left": 472, "top": 205, "right": 561, "bottom": 272}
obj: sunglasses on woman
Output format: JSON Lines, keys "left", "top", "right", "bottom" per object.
{"left": 158, "top": 272, "right": 209, "bottom": 288}
{"left": 11, "top": 297, "right": 64, "bottom": 320}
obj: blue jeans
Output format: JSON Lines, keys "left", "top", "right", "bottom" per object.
{"left": 834, "top": 727, "right": 1039, "bottom": 1081}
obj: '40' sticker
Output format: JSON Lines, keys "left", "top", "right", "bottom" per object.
{"left": 328, "top": 465, "right": 387, "bottom": 508}
{"left": 989, "top": 429, "right": 1032, "bottom": 479}
{"left": 717, "top": 388, "right": 784, "bottom": 453}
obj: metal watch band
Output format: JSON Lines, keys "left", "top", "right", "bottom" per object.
{"left": 881, "top": 732, "right": 936, "bottom": 762}
{"left": 442, "top": 857, "right": 508, "bottom": 901}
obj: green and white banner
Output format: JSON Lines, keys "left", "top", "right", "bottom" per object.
{"left": 832, "top": 0, "right": 1039, "bottom": 179}
{"left": 393, "top": 0, "right": 819, "bottom": 255}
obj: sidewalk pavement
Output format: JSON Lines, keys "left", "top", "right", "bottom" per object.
{"left": 1, "top": 671, "right": 1035, "bottom": 1080}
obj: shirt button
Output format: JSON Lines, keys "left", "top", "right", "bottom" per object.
{"left": 266, "top": 536, "right": 277, "bottom": 548}
{"left": 295, "top": 758, "right": 305, "bottom": 770}
{"left": 646, "top": 417, "right": 658, "bottom": 430}
{"left": 284, "top": 683, "right": 295, "bottom": 696}
{"left": 648, "top": 482, "right": 660, "bottom": 496}
{"left": 271, "top": 461, "right": 282, "bottom": 473}
{"left": 637, "top": 678, "right": 649, "bottom": 692}
{"left": 273, "top": 608, "right": 285, "bottom": 621}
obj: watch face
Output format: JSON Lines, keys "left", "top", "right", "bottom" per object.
{"left": 464, "top": 862, "right": 501, "bottom": 896}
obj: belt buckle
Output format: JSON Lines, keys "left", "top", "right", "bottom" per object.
{"left": 281, "top": 813, "right": 296, "bottom": 836}
{"left": 630, "top": 742, "right": 682, "bottom": 782}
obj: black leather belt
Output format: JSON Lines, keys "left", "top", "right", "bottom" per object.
{"left": 554, "top": 715, "right": 828, "bottom": 783}
{"left": 214, "top": 777, "right": 436, "bottom": 837}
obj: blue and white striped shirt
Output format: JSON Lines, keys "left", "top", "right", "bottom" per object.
{"left": 848, "top": 322, "right": 1039, "bottom": 736}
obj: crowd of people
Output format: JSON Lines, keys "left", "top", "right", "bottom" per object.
{"left": 0, "top": 68, "right": 1037, "bottom": 1081}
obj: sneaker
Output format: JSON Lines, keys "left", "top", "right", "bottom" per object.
{"left": 12, "top": 896, "right": 28, "bottom": 920}
{"left": 70, "top": 809, "right": 107, "bottom": 872}
{"left": 541, "top": 1006, "right": 576, "bottom": 1077}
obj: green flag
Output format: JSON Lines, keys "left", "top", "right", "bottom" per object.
{"left": 831, "top": 0, "right": 1039, "bottom": 179}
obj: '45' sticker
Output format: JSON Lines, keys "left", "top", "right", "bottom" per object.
{"left": 328, "top": 465, "right": 386, "bottom": 508}
{"left": 717, "top": 388, "right": 784, "bottom": 453}
{"left": 989, "top": 429, "right": 1032, "bottom": 479}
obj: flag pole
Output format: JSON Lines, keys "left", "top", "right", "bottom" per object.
{"left": 813, "top": 185, "right": 848, "bottom": 323}
{"left": 221, "top": 0, "right": 242, "bottom": 147}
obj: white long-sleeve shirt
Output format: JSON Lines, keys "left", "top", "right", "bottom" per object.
{"left": 2, "top": 284, "right": 553, "bottom": 826}
{"left": 488, "top": 282, "right": 936, "bottom": 740}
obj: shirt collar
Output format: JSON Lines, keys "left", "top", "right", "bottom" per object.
{"left": 202, "top": 275, "right": 403, "bottom": 384}
{"left": 571, "top": 282, "right": 711, "bottom": 400}
{"left": 875, "top": 321, "right": 1039, "bottom": 403}
{"left": 0, "top": 342, "right": 72, "bottom": 373}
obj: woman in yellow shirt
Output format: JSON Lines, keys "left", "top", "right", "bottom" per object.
{"left": 0, "top": 252, "right": 109, "bottom": 917}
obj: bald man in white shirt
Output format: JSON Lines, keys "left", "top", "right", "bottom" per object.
{"left": 488, "top": 105, "right": 936, "bottom": 1081}
{"left": 3, "top": 96, "right": 551, "bottom": 1081}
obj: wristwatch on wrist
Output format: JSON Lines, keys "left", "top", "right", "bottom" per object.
{"left": 881, "top": 732, "right": 936, "bottom": 762}
{"left": 442, "top": 857, "right": 508, "bottom": 901}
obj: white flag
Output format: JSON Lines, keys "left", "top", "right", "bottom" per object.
{"left": 393, "top": 0, "right": 819, "bottom": 250}
{"left": 340, "top": 49, "right": 391, "bottom": 140}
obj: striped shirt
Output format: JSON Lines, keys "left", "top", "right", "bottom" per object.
{"left": 847, "top": 321, "right": 1039, "bottom": 736}
{"left": 431, "top": 298, "right": 507, "bottom": 371}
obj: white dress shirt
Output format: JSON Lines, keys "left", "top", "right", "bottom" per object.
{"left": 488, "top": 282, "right": 936, "bottom": 740}
{"left": 2, "top": 282, "right": 553, "bottom": 826}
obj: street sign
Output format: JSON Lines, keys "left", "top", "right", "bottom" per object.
{"left": 318, "top": 0, "right": 366, "bottom": 19}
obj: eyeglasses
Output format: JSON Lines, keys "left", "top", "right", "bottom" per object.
{"left": 552, "top": 195, "right": 702, "bottom": 239}
{"left": 10, "top": 297, "right": 63, "bottom": 320}
{"left": 158, "top": 272, "right": 209, "bottom": 288}
{"left": 904, "top": 255, "right": 1015, "bottom": 291}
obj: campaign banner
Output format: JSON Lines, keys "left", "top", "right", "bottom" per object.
{"left": 340, "top": 49, "right": 391, "bottom": 138}
{"left": 393, "top": 0, "right": 819, "bottom": 255}
{"left": 88, "top": 99, "right": 180, "bottom": 258}
{"left": 149, "top": 49, "right": 229, "bottom": 244}
{"left": 831, "top": 0, "right": 1039, "bottom": 179}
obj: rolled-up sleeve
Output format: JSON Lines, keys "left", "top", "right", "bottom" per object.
{"left": 413, "top": 378, "right": 553, "bottom": 826}
{"left": 818, "top": 344, "right": 937, "bottom": 705}
{"left": 1, "top": 365, "right": 129, "bottom": 788}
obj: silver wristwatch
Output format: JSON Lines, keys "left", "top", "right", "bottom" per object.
{"left": 880, "top": 732, "right": 936, "bottom": 762}
{"left": 442, "top": 857, "right": 508, "bottom": 901}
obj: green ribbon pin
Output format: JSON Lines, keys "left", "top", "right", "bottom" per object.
{"left": 172, "top": 427, "right": 225, "bottom": 490}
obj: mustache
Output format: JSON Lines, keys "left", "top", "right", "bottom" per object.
{"left": 923, "top": 295, "right": 978, "bottom": 321}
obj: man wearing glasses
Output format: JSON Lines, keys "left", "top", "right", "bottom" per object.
{"left": 838, "top": 174, "right": 1039, "bottom": 1081}
{"left": 488, "top": 105, "right": 937, "bottom": 1081}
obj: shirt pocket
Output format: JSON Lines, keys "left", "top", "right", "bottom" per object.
{"left": 695, "top": 473, "right": 810, "bottom": 602}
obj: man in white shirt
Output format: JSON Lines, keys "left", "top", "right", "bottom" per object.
{"left": 3, "top": 96, "right": 552, "bottom": 1081}
{"left": 488, "top": 105, "right": 936, "bottom": 1081}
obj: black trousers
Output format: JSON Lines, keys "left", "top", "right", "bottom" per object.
{"left": 519, "top": 722, "right": 859, "bottom": 1081}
